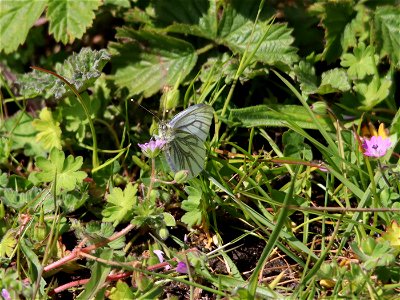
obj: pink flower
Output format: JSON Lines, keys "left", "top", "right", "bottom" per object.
{"left": 176, "top": 261, "right": 188, "bottom": 274}
{"left": 153, "top": 250, "right": 171, "bottom": 270}
{"left": 1, "top": 289, "right": 11, "bottom": 300}
{"left": 362, "top": 136, "right": 391, "bottom": 158}
{"left": 138, "top": 139, "right": 166, "bottom": 158}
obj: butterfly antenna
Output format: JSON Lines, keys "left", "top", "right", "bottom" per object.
{"left": 138, "top": 103, "right": 161, "bottom": 122}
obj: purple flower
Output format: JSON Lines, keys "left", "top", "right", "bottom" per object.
{"left": 153, "top": 250, "right": 171, "bottom": 270}
{"left": 362, "top": 136, "right": 392, "bottom": 158}
{"left": 1, "top": 289, "right": 11, "bottom": 300}
{"left": 176, "top": 261, "right": 188, "bottom": 274}
{"left": 138, "top": 139, "right": 166, "bottom": 158}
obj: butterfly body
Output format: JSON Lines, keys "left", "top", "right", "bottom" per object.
{"left": 155, "top": 104, "right": 214, "bottom": 179}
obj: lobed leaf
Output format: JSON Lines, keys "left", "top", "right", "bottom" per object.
{"left": 32, "top": 107, "right": 62, "bottom": 150}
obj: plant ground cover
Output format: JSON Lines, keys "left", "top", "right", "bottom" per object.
{"left": 0, "top": 0, "right": 399, "bottom": 299}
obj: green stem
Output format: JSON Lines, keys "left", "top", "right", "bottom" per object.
{"left": 365, "top": 157, "right": 379, "bottom": 230}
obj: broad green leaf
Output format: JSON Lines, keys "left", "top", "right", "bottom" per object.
{"left": 317, "top": 68, "right": 351, "bottom": 94}
{"left": 109, "top": 281, "right": 135, "bottom": 300}
{"left": 102, "top": 183, "right": 138, "bottom": 226}
{"left": 4, "top": 112, "right": 46, "bottom": 157}
{"left": 354, "top": 74, "right": 392, "bottom": 110}
{"left": 374, "top": 6, "right": 400, "bottom": 67}
{"left": 0, "top": 1, "right": 46, "bottom": 53}
{"left": 0, "top": 170, "right": 8, "bottom": 187}
{"left": 18, "top": 48, "right": 110, "bottom": 99}
{"left": 219, "top": 7, "right": 298, "bottom": 67}
{"left": 61, "top": 190, "right": 89, "bottom": 213}
{"left": 379, "top": 221, "right": 400, "bottom": 253}
{"left": 181, "top": 186, "right": 202, "bottom": 227}
{"left": 0, "top": 230, "right": 17, "bottom": 258}
{"left": 46, "top": 0, "right": 101, "bottom": 44}
{"left": 293, "top": 61, "right": 318, "bottom": 95}
{"left": 2, "top": 187, "right": 42, "bottom": 209}
{"left": 311, "top": 1, "right": 355, "bottom": 62}
{"left": 32, "top": 107, "right": 62, "bottom": 150}
{"left": 229, "top": 105, "right": 334, "bottom": 131}
{"left": 109, "top": 28, "right": 197, "bottom": 97}
{"left": 35, "top": 148, "right": 87, "bottom": 194}
{"left": 351, "top": 238, "right": 395, "bottom": 270}
{"left": 77, "top": 248, "right": 113, "bottom": 300}
{"left": 340, "top": 43, "right": 378, "bottom": 80}
{"left": 154, "top": 0, "right": 218, "bottom": 39}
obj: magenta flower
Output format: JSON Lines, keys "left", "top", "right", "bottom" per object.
{"left": 176, "top": 261, "right": 188, "bottom": 274}
{"left": 153, "top": 250, "right": 171, "bottom": 270}
{"left": 138, "top": 139, "right": 166, "bottom": 158}
{"left": 1, "top": 289, "right": 11, "bottom": 300}
{"left": 362, "top": 136, "right": 391, "bottom": 158}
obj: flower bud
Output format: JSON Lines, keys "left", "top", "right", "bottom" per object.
{"left": 174, "top": 170, "right": 189, "bottom": 183}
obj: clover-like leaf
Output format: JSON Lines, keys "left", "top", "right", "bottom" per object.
{"left": 341, "top": 43, "right": 378, "bottom": 80}
{"left": 18, "top": 48, "right": 110, "bottom": 99}
{"left": 102, "top": 183, "right": 138, "bottom": 226}
{"left": 109, "top": 28, "right": 197, "bottom": 97}
{"left": 32, "top": 107, "right": 62, "bottom": 150}
{"left": 0, "top": 1, "right": 46, "bottom": 54}
{"left": 35, "top": 148, "right": 87, "bottom": 194}
{"left": 46, "top": 0, "right": 101, "bottom": 44}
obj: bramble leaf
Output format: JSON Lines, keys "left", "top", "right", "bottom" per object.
{"left": 18, "top": 48, "right": 110, "bottom": 99}
{"left": 102, "top": 183, "right": 138, "bottom": 226}
{"left": 46, "top": 0, "right": 101, "bottom": 44}
{"left": 341, "top": 43, "right": 378, "bottom": 80}
{"left": 35, "top": 148, "right": 87, "bottom": 194}
{"left": 109, "top": 28, "right": 197, "bottom": 97}
{"left": 374, "top": 6, "right": 400, "bottom": 67}
{"left": 0, "top": 1, "right": 46, "bottom": 54}
{"left": 32, "top": 107, "right": 62, "bottom": 150}
{"left": 317, "top": 68, "right": 351, "bottom": 94}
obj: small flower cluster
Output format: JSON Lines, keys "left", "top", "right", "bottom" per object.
{"left": 361, "top": 124, "right": 392, "bottom": 158}
{"left": 153, "top": 250, "right": 188, "bottom": 274}
{"left": 138, "top": 139, "right": 166, "bottom": 158}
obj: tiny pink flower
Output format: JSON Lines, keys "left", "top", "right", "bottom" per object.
{"left": 362, "top": 136, "right": 391, "bottom": 158}
{"left": 1, "top": 289, "right": 11, "bottom": 300}
{"left": 138, "top": 139, "right": 166, "bottom": 158}
{"left": 153, "top": 250, "right": 171, "bottom": 270}
{"left": 176, "top": 261, "right": 188, "bottom": 274}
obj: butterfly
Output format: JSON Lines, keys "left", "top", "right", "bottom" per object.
{"left": 155, "top": 104, "right": 214, "bottom": 179}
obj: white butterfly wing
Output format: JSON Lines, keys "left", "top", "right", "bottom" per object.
{"left": 168, "top": 104, "right": 214, "bottom": 142}
{"left": 164, "top": 104, "right": 213, "bottom": 178}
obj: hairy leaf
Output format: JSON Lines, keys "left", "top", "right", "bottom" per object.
{"left": 109, "top": 28, "right": 197, "bottom": 97}
{"left": 317, "top": 68, "right": 351, "bottom": 94}
{"left": 0, "top": 1, "right": 46, "bottom": 53}
{"left": 341, "top": 43, "right": 378, "bottom": 80}
{"left": 47, "top": 0, "right": 101, "bottom": 44}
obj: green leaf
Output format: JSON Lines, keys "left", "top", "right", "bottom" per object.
{"left": 109, "top": 281, "right": 135, "bottom": 300}
{"left": 229, "top": 105, "right": 334, "bottom": 131}
{"left": 60, "top": 190, "right": 89, "bottom": 213}
{"left": 312, "top": 1, "right": 355, "bottom": 62}
{"left": 0, "top": 137, "right": 11, "bottom": 164}
{"left": 2, "top": 187, "right": 41, "bottom": 209}
{"left": 102, "top": 183, "right": 138, "bottom": 226}
{"left": 4, "top": 112, "right": 46, "bottom": 157}
{"left": 181, "top": 186, "right": 202, "bottom": 227}
{"left": 379, "top": 221, "right": 400, "bottom": 254}
{"left": 154, "top": 0, "right": 218, "bottom": 39}
{"left": 47, "top": 0, "right": 101, "bottom": 44}
{"left": 374, "top": 6, "right": 400, "bottom": 67}
{"left": 282, "top": 131, "right": 312, "bottom": 161}
{"left": 32, "top": 107, "right": 62, "bottom": 150}
{"left": 351, "top": 237, "right": 395, "bottom": 270}
{"left": 35, "top": 148, "right": 87, "bottom": 194}
{"left": 18, "top": 48, "right": 110, "bottom": 99}
{"left": 77, "top": 248, "right": 114, "bottom": 300}
{"left": 341, "top": 43, "right": 378, "bottom": 80}
{"left": 0, "top": 1, "right": 46, "bottom": 53}
{"left": 354, "top": 74, "right": 392, "bottom": 110}
{"left": 109, "top": 28, "right": 197, "bottom": 97}
{"left": 293, "top": 61, "right": 318, "bottom": 95}
{"left": 0, "top": 230, "right": 17, "bottom": 258}
{"left": 219, "top": 10, "right": 298, "bottom": 67}
{"left": 317, "top": 68, "right": 351, "bottom": 94}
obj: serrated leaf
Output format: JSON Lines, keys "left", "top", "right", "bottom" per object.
{"left": 2, "top": 187, "right": 41, "bottom": 209}
{"left": 18, "top": 48, "right": 110, "bottom": 99}
{"left": 0, "top": 1, "right": 46, "bottom": 53}
{"left": 374, "top": 6, "right": 400, "bottom": 67}
{"left": 32, "top": 107, "right": 62, "bottom": 150}
{"left": 354, "top": 74, "right": 392, "bottom": 110}
{"left": 379, "top": 221, "right": 400, "bottom": 253}
{"left": 102, "top": 183, "right": 138, "bottom": 226}
{"left": 229, "top": 105, "right": 334, "bottom": 131}
{"left": 293, "top": 61, "right": 318, "bottom": 95}
{"left": 35, "top": 148, "right": 87, "bottom": 194}
{"left": 109, "top": 28, "right": 197, "bottom": 97}
{"left": 317, "top": 68, "right": 351, "bottom": 94}
{"left": 181, "top": 210, "right": 202, "bottom": 228}
{"left": 351, "top": 237, "right": 395, "bottom": 270}
{"left": 4, "top": 112, "right": 46, "bottom": 157}
{"left": 0, "top": 230, "right": 17, "bottom": 258}
{"left": 219, "top": 13, "right": 298, "bottom": 67}
{"left": 154, "top": 0, "right": 218, "bottom": 39}
{"left": 341, "top": 43, "right": 378, "bottom": 80}
{"left": 47, "top": 0, "right": 101, "bottom": 44}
